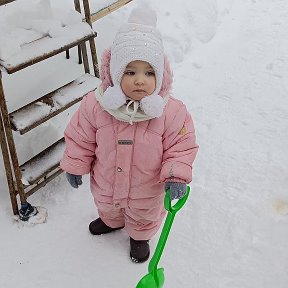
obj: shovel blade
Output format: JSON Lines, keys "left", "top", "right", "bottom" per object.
{"left": 136, "top": 268, "right": 165, "bottom": 288}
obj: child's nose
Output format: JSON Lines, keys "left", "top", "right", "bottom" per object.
{"left": 135, "top": 75, "right": 144, "bottom": 85}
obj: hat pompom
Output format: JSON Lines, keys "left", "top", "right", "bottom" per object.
{"left": 128, "top": 6, "right": 157, "bottom": 27}
{"left": 140, "top": 94, "right": 165, "bottom": 118}
{"left": 101, "top": 86, "right": 126, "bottom": 110}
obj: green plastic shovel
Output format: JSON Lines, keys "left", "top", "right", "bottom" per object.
{"left": 136, "top": 186, "right": 190, "bottom": 288}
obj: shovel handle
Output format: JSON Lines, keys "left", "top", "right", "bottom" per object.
{"left": 164, "top": 186, "right": 190, "bottom": 214}
{"left": 148, "top": 186, "right": 190, "bottom": 275}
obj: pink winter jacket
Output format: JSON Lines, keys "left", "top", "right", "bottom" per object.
{"left": 60, "top": 92, "right": 198, "bottom": 210}
{"left": 60, "top": 49, "right": 198, "bottom": 211}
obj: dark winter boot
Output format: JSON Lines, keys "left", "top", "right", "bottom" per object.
{"left": 130, "top": 237, "right": 150, "bottom": 263}
{"left": 89, "top": 218, "right": 124, "bottom": 235}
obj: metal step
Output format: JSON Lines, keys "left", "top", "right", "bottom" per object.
{"left": 0, "top": 0, "right": 15, "bottom": 6}
{"left": 20, "top": 137, "right": 65, "bottom": 186}
{"left": 9, "top": 73, "right": 100, "bottom": 134}
{"left": 90, "top": 0, "right": 132, "bottom": 22}
{"left": 0, "top": 26, "right": 96, "bottom": 74}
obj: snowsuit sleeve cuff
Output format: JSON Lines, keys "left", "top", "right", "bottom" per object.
{"left": 160, "top": 161, "right": 192, "bottom": 184}
{"left": 60, "top": 158, "right": 91, "bottom": 175}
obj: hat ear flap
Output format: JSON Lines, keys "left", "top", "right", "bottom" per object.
{"left": 159, "top": 54, "right": 173, "bottom": 97}
{"left": 100, "top": 48, "right": 113, "bottom": 92}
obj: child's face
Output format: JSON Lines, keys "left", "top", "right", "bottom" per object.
{"left": 120, "top": 61, "right": 156, "bottom": 101}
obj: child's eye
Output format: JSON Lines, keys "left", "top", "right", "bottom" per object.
{"left": 146, "top": 71, "right": 155, "bottom": 76}
{"left": 124, "top": 71, "right": 135, "bottom": 76}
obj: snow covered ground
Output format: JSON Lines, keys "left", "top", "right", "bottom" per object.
{"left": 0, "top": 0, "right": 288, "bottom": 287}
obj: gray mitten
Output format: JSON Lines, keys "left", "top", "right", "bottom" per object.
{"left": 165, "top": 182, "right": 187, "bottom": 200}
{"left": 66, "top": 172, "right": 82, "bottom": 188}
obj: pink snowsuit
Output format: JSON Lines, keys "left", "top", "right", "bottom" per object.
{"left": 60, "top": 52, "right": 198, "bottom": 240}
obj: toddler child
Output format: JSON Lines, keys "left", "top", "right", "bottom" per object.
{"left": 60, "top": 6, "right": 199, "bottom": 263}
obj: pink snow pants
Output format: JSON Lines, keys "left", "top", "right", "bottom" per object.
{"left": 96, "top": 201, "right": 166, "bottom": 240}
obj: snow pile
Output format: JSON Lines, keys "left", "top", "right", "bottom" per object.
{"left": 0, "top": 0, "right": 288, "bottom": 287}
{"left": 0, "top": 0, "right": 84, "bottom": 61}
{"left": 148, "top": 0, "right": 234, "bottom": 63}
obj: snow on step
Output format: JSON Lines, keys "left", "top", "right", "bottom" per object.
{"left": 20, "top": 138, "right": 65, "bottom": 186}
{"left": 10, "top": 74, "right": 100, "bottom": 134}
{"left": 0, "top": 22, "right": 95, "bottom": 73}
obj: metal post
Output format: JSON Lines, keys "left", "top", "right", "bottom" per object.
{"left": 74, "top": 0, "right": 90, "bottom": 73}
{"left": 0, "top": 73, "right": 18, "bottom": 214}
{"left": 83, "top": 0, "right": 99, "bottom": 77}
{"left": 78, "top": 46, "right": 82, "bottom": 64}
{"left": 66, "top": 50, "right": 70, "bottom": 59}
{"left": 0, "top": 72, "right": 27, "bottom": 205}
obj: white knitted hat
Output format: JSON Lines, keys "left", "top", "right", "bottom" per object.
{"left": 110, "top": 6, "right": 164, "bottom": 95}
